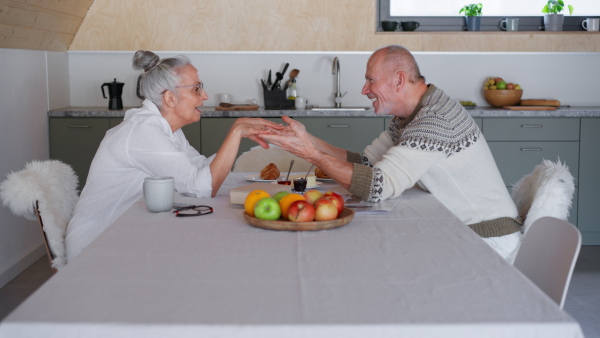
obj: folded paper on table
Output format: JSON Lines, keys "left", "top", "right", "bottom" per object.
{"left": 344, "top": 195, "right": 401, "bottom": 214}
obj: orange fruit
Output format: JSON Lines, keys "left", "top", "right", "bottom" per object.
{"left": 244, "top": 190, "right": 270, "bottom": 217}
{"left": 278, "top": 193, "right": 306, "bottom": 219}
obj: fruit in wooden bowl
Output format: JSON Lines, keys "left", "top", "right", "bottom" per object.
{"left": 242, "top": 189, "right": 355, "bottom": 231}
{"left": 483, "top": 89, "right": 523, "bottom": 107}
{"left": 483, "top": 77, "right": 523, "bottom": 107}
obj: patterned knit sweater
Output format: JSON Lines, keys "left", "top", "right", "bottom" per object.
{"left": 348, "top": 84, "right": 518, "bottom": 228}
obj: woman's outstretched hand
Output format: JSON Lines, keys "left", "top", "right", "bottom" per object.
{"left": 232, "top": 117, "right": 284, "bottom": 149}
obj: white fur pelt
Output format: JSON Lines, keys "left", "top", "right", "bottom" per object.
{"left": 0, "top": 160, "right": 79, "bottom": 270}
{"left": 233, "top": 145, "right": 314, "bottom": 172}
{"left": 511, "top": 159, "right": 575, "bottom": 233}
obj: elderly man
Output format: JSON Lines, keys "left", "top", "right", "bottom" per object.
{"left": 261, "top": 45, "right": 522, "bottom": 262}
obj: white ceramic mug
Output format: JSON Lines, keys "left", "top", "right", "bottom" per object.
{"left": 582, "top": 18, "right": 600, "bottom": 31}
{"left": 219, "top": 93, "right": 232, "bottom": 103}
{"left": 143, "top": 176, "right": 174, "bottom": 212}
{"left": 295, "top": 97, "right": 307, "bottom": 110}
{"left": 500, "top": 18, "right": 519, "bottom": 31}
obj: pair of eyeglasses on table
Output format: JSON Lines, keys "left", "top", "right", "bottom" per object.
{"left": 172, "top": 205, "right": 213, "bottom": 217}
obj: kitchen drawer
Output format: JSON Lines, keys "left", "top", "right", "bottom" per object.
{"left": 295, "top": 117, "right": 384, "bottom": 153}
{"left": 201, "top": 118, "right": 280, "bottom": 160}
{"left": 385, "top": 117, "right": 483, "bottom": 131}
{"left": 488, "top": 141, "right": 579, "bottom": 186}
{"left": 483, "top": 118, "right": 579, "bottom": 141}
{"left": 49, "top": 118, "right": 111, "bottom": 190}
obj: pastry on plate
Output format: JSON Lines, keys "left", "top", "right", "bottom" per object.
{"left": 260, "top": 163, "right": 280, "bottom": 180}
{"left": 314, "top": 167, "right": 330, "bottom": 179}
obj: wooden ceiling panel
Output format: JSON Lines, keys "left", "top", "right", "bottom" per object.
{"left": 0, "top": 0, "right": 93, "bottom": 51}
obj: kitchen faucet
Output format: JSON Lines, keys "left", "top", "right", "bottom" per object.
{"left": 332, "top": 57, "right": 347, "bottom": 108}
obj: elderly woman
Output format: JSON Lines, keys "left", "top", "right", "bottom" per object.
{"left": 65, "top": 50, "right": 281, "bottom": 261}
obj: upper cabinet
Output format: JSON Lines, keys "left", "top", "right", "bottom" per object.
{"left": 2, "top": 0, "right": 598, "bottom": 52}
{"left": 69, "top": 0, "right": 600, "bottom": 52}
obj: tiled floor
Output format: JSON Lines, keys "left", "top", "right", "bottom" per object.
{"left": 1, "top": 247, "right": 599, "bottom": 336}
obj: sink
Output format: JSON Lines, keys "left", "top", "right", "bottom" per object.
{"left": 309, "top": 107, "right": 372, "bottom": 111}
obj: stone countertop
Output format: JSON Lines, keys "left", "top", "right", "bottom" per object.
{"left": 48, "top": 106, "right": 600, "bottom": 118}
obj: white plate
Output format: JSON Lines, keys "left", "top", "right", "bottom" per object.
{"left": 244, "top": 175, "right": 276, "bottom": 182}
{"left": 316, "top": 178, "right": 334, "bottom": 182}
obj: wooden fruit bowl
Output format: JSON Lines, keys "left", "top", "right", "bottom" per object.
{"left": 483, "top": 89, "right": 523, "bottom": 108}
{"left": 243, "top": 208, "right": 355, "bottom": 231}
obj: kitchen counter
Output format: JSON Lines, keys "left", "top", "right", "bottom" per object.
{"left": 48, "top": 106, "right": 600, "bottom": 118}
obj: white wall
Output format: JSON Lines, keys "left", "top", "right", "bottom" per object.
{"left": 68, "top": 51, "right": 600, "bottom": 109}
{"left": 0, "top": 49, "right": 69, "bottom": 288}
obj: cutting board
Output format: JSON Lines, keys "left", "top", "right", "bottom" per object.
{"left": 215, "top": 104, "right": 259, "bottom": 111}
{"left": 503, "top": 106, "right": 557, "bottom": 110}
{"left": 521, "top": 99, "right": 561, "bottom": 107}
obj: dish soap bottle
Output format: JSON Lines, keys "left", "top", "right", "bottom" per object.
{"left": 286, "top": 79, "right": 298, "bottom": 100}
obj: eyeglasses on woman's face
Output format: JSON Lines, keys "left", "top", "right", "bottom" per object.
{"left": 161, "top": 82, "right": 204, "bottom": 96}
{"left": 175, "top": 82, "right": 204, "bottom": 96}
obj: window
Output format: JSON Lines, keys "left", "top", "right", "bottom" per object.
{"left": 379, "top": 0, "right": 599, "bottom": 32}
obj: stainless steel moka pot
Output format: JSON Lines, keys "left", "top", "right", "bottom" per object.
{"left": 101, "top": 78, "right": 124, "bottom": 110}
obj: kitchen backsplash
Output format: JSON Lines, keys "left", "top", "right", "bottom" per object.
{"left": 67, "top": 51, "right": 600, "bottom": 108}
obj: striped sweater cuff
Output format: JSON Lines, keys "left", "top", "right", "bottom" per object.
{"left": 349, "top": 163, "right": 373, "bottom": 200}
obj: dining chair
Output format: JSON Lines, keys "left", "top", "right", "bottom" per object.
{"left": 233, "top": 145, "right": 313, "bottom": 172}
{"left": 513, "top": 216, "right": 581, "bottom": 308}
{"left": 0, "top": 160, "right": 79, "bottom": 273}
{"left": 511, "top": 159, "right": 575, "bottom": 233}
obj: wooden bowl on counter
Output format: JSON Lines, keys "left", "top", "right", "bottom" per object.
{"left": 483, "top": 89, "right": 523, "bottom": 107}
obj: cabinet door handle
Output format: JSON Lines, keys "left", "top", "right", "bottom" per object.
{"left": 68, "top": 125, "right": 91, "bottom": 128}
{"left": 521, "top": 124, "right": 543, "bottom": 128}
{"left": 327, "top": 124, "right": 349, "bottom": 128}
{"left": 520, "top": 148, "right": 543, "bottom": 151}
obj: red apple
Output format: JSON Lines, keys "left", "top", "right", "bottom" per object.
{"left": 323, "top": 196, "right": 343, "bottom": 215}
{"left": 314, "top": 197, "right": 339, "bottom": 221}
{"left": 323, "top": 191, "right": 345, "bottom": 212}
{"left": 303, "top": 189, "right": 323, "bottom": 205}
{"left": 506, "top": 83, "right": 515, "bottom": 90}
{"left": 287, "top": 200, "right": 315, "bottom": 222}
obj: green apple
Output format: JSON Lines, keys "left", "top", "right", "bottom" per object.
{"left": 254, "top": 197, "right": 281, "bottom": 220}
{"left": 496, "top": 81, "right": 507, "bottom": 90}
{"left": 273, "top": 191, "right": 291, "bottom": 202}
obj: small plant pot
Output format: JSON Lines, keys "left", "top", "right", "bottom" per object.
{"left": 465, "top": 16, "right": 481, "bottom": 31}
{"left": 544, "top": 14, "right": 564, "bottom": 31}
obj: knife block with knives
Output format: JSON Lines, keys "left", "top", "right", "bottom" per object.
{"left": 264, "top": 89, "right": 294, "bottom": 110}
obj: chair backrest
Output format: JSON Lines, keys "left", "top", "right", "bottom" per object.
{"left": 233, "top": 145, "right": 313, "bottom": 173}
{"left": 0, "top": 160, "right": 79, "bottom": 272}
{"left": 511, "top": 159, "right": 575, "bottom": 232}
{"left": 513, "top": 216, "right": 581, "bottom": 308}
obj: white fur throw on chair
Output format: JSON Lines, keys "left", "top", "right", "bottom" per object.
{"left": 233, "top": 145, "right": 314, "bottom": 172}
{"left": 511, "top": 159, "right": 575, "bottom": 233}
{"left": 0, "top": 160, "right": 79, "bottom": 269}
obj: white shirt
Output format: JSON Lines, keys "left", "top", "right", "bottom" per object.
{"left": 66, "top": 100, "right": 214, "bottom": 261}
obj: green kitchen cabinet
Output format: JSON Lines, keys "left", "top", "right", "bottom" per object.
{"left": 384, "top": 117, "right": 483, "bottom": 133}
{"left": 201, "top": 118, "right": 280, "bottom": 159}
{"left": 295, "top": 117, "right": 385, "bottom": 153}
{"left": 49, "top": 118, "right": 111, "bottom": 191}
{"left": 109, "top": 118, "right": 201, "bottom": 152}
{"left": 577, "top": 118, "right": 600, "bottom": 244}
{"left": 483, "top": 118, "right": 580, "bottom": 227}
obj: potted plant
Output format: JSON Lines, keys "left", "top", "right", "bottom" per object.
{"left": 459, "top": 3, "right": 483, "bottom": 31}
{"left": 542, "top": 0, "right": 574, "bottom": 31}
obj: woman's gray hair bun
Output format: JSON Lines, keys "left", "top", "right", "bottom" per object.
{"left": 132, "top": 50, "right": 160, "bottom": 73}
{"left": 131, "top": 50, "right": 193, "bottom": 108}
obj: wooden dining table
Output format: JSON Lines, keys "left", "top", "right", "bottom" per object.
{"left": 0, "top": 172, "right": 584, "bottom": 338}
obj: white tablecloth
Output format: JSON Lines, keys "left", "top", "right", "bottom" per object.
{"left": 0, "top": 173, "right": 584, "bottom": 338}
